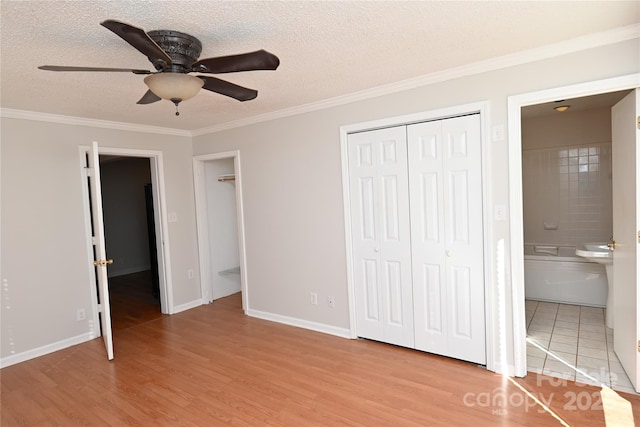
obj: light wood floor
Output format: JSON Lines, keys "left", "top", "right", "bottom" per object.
{"left": 2, "top": 293, "right": 639, "bottom": 426}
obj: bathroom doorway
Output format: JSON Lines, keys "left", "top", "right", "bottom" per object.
{"left": 507, "top": 74, "right": 639, "bottom": 394}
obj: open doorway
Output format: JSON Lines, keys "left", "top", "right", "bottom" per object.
{"left": 81, "top": 145, "right": 173, "bottom": 359}
{"left": 193, "top": 151, "right": 249, "bottom": 311}
{"left": 507, "top": 74, "right": 639, "bottom": 393}
{"left": 99, "top": 156, "right": 163, "bottom": 331}
{"left": 519, "top": 90, "right": 634, "bottom": 393}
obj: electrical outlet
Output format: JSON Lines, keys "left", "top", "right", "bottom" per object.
{"left": 187, "top": 269, "right": 194, "bottom": 279}
{"left": 327, "top": 296, "right": 335, "bottom": 308}
{"left": 77, "top": 308, "right": 86, "bottom": 321}
{"left": 310, "top": 292, "right": 318, "bottom": 305}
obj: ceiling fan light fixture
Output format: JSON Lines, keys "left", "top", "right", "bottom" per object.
{"left": 144, "top": 73, "right": 204, "bottom": 102}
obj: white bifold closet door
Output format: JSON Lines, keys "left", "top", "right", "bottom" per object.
{"left": 407, "top": 115, "right": 486, "bottom": 365}
{"left": 348, "top": 126, "right": 415, "bottom": 348}
{"left": 348, "top": 114, "right": 485, "bottom": 365}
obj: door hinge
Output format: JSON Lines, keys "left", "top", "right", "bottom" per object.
{"left": 638, "top": 340, "right": 640, "bottom": 352}
{"left": 84, "top": 167, "right": 91, "bottom": 177}
{"left": 637, "top": 115, "right": 640, "bottom": 130}
{"left": 638, "top": 230, "right": 640, "bottom": 244}
{"left": 97, "top": 303, "right": 102, "bottom": 313}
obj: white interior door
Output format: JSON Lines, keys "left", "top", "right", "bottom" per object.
{"left": 348, "top": 127, "right": 415, "bottom": 347}
{"left": 612, "top": 89, "right": 639, "bottom": 392}
{"left": 88, "top": 141, "right": 114, "bottom": 360}
{"left": 408, "top": 115, "right": 486, "bottom": 364}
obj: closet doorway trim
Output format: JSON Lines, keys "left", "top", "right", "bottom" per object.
{"left": 193, "top": 150, "right": 249, "bottom": 312}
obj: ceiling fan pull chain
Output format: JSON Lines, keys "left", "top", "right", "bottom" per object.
{"left": 172, "top": 98, "right": 181, "bottom": 116}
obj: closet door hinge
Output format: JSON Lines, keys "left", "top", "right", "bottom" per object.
{"left": 97, "top": 303, "right": 102, "bottom": 314}
{"left": 637, "top": 115, "right": 640, "bottom": 130}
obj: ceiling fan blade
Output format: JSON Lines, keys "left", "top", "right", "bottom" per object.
{"left": 199, "top": 76, "right": 258, "bottom": 101}
{"left": 38, "top": 65, "right": 151, "bottom": 74}
{"left": 192, "top": 50, "right": 280, "bottom": 74}
{"left": 101, "top": 19, "right": 172, "bottom": 69}
{"left": 137, "top": 90, "right": 161, "bottom": 105}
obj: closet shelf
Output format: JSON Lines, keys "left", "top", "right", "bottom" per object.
{"left": 218, "top": 266, "right": 240, "bottom": 276}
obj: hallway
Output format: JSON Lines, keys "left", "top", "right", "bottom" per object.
{"left": 109, "top": 270, "right": 163, "bottom": 331}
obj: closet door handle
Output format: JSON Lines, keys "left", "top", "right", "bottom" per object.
{"left": 374, "top": 247, "right": 380, "bottom": 253}
{"left": 447, "top": 250, "right": 453, "bottom": 257}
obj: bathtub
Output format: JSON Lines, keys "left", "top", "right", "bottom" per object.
{"left": 524, "top": 244, "right": 607, "bottom": 307}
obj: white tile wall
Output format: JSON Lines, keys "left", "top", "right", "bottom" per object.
{"left": 522, "top": 142, "right": 612, "bottom": 245}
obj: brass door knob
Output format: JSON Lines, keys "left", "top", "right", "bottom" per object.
{"left": 607, "top": 241, "right": 617, "bottom": 250}
{"left": 93, "top": 259, "right": 114, "bottom": 267}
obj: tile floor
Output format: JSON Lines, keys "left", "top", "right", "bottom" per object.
{"left": 526, "top": 299, "right": 638, "bottom": 395}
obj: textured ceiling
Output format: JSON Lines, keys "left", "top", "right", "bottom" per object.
{"left": 1, "top": 1, "right": 638, "bottom": 132}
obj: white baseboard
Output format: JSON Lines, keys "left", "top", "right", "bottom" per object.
{"left": 0, "top": 332, "right": 96, "bottom": 369}
{"left": 171, "top": 299, "right": 203, "bottom": 314}
{"left": 246, "top": 309, "right": 352, "bottom": 339}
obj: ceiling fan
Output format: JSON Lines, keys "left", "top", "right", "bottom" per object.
{"left": 39, "top": 19, "right": 280, "bottom": 115}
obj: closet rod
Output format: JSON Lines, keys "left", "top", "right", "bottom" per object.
{"left": 217, "top": 174, "right": 235, "bottom": 182}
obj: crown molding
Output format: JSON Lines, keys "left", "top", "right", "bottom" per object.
{"left": 0, "top": 108, "right": 192, "bottom": 137}
{"left": 192, "top": 23, "right": 640, "bottom": 136}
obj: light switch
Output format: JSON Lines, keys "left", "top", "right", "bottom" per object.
{"left": 492, "top": 125, "right": 505, "bottom": 142}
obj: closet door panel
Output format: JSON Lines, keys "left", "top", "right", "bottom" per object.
{"left": 450, "top": 266, "right": 472, "bottom": 339}
{"left": 363, "top": 258, "right": 379, "bottom": 321}
{"left": 442, "top": 115, "right": 486, "bottom": 365}
{"left": 447, "top": 170, "right": 470, "bottom": 244}
{"left": 358, "top": 177, "right": 376, "bottom": 240}
{"left": 349, "top": 136, "right": 383, "bottom": 341}
{"left": 385, "top": 260, "right": 404, "bottom": 325}
{"left": 376, "top": 129, "right": 414, "bottom": 347}
{"left": 415, "top": 262, "right": 446, "bottom": 352}
{"left": 348, "top": 127, "right": 414, "bottom": 348}
{"left": 407, "top": 121, "right": 448, "bottom": 352}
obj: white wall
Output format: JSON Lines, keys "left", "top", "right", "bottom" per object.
{"left": 0, "top": 120, "right": 200, "bottom": 362}
{"left": 204, "top": 159, "right": 241, "bottom": 300}
{"left": 192, "top": 38, "right": 640, "bottom": 370}
{"left": 522, "top": 108, "right": 613, "bottom": 246}
{"left": 101, "top": 157, "right": 152, "bottom": 277}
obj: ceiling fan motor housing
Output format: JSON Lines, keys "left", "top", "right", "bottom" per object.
{"left": 147, "top": 30, "right": 202, "bottom": 72}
